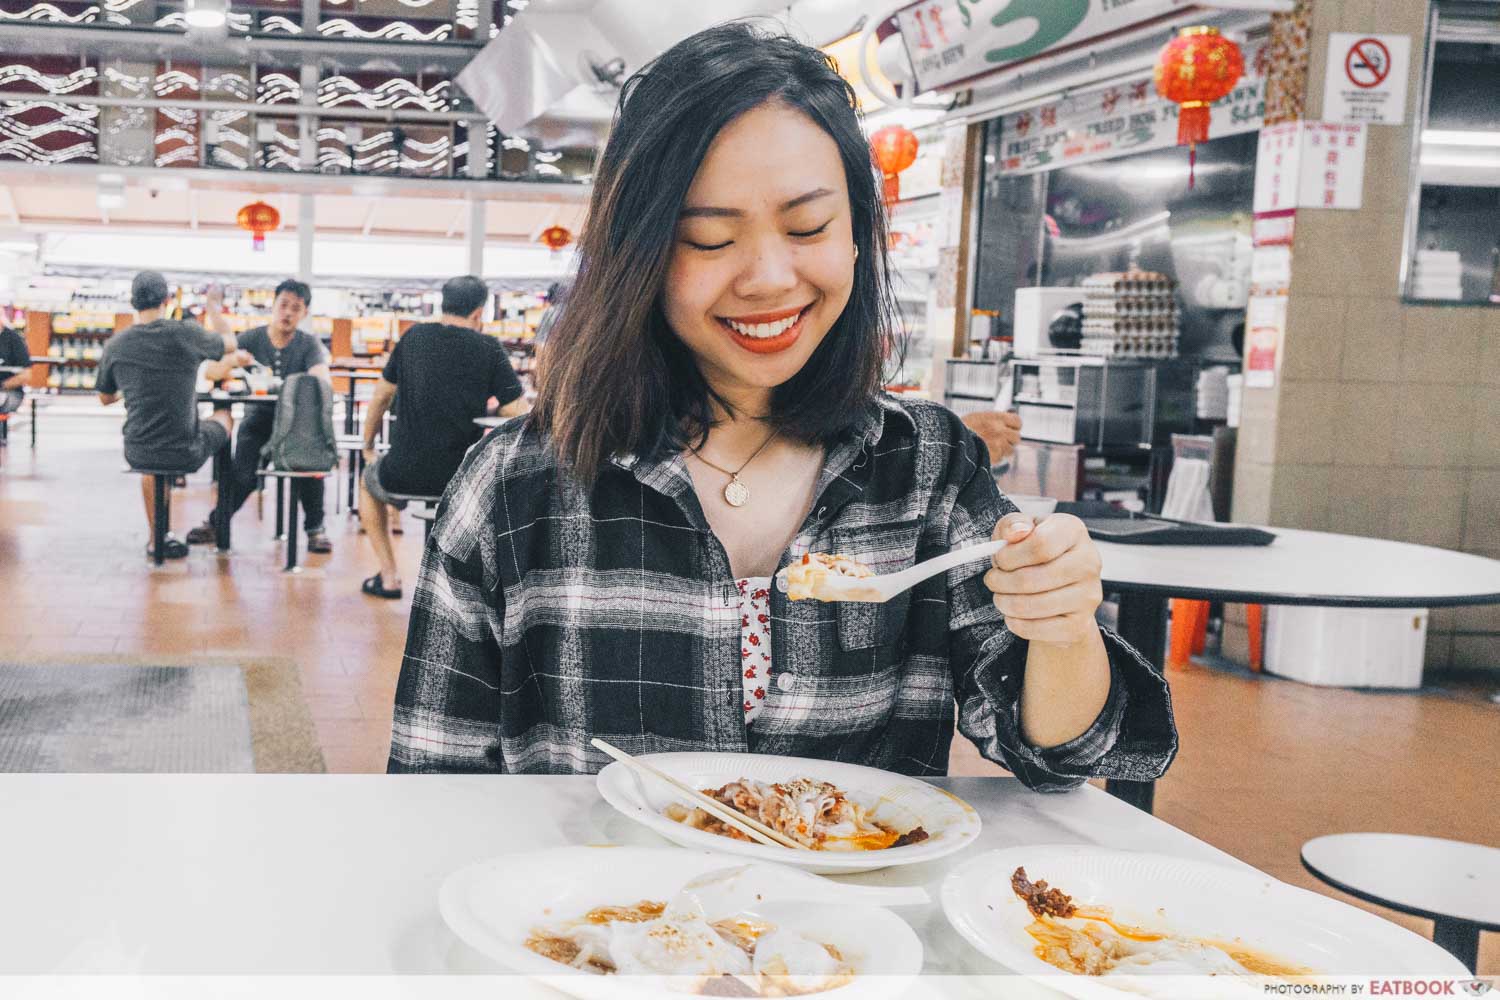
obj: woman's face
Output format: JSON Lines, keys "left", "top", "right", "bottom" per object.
{"left": 662, "top": 101, "right": 856, "bottom": 409}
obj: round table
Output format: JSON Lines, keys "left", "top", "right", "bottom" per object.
{"left": 1094, "top": 527, "right": 1500, "bottom": 812}
{"left": 1302, "top": 833, "right": 1500, "bottom": 971}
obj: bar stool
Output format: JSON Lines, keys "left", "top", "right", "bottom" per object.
{"left": 261, "top": 468, "right": 329, "bottom": 573}
{"left": 124, "top": 467, "right": 185, "bottom": 566}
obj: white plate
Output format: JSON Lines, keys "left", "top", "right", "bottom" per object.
{"left": 439, "top": 845, "right": 923, "bottom": 1000}
{"left": 941, "top": 845, "right": 1469, "bottom": 1000}
{"left": 595, "top": 751, "right": 982, "bottom": 874}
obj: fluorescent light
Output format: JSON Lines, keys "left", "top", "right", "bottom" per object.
{"left": 1422, "top": 129, "right": 1500, "bottom": 148}
{"left": 184, "top": 0, "right": 228, "bottom": 28}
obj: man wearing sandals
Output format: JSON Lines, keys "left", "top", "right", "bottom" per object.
{"left": 188, "top": 279, "right": 335, "bottom": 554}
{"left": 358, "top": 275, "right": 526, "bottom": 599}
{"left": 97, "top": 272, "right": 247, "bottom": 560}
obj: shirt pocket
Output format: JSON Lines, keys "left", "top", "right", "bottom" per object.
{"left": 829, "top": 519, "right": 922, "bottom": 652}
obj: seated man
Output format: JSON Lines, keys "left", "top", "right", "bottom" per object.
{"left": 359, "top": 274, "right": 526, "bottom": 598}
{"left": 97, "top": 272, "right": 247, "bottom": 560}
{"left": 188, "top": 279, "right": 333, "bottom": 552}
{"left": 0, "top": 323, "right": 31, "bottom": 418}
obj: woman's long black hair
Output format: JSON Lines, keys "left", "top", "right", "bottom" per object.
{"left": 531, "top": 19, "right": 899, "bottom": 482}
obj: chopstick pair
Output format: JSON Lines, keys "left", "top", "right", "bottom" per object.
{"left": 591, "top": 738, "right": 811, "bottom": 852}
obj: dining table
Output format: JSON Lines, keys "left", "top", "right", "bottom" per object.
{"left": 1095, "top": 526, "right": 1500, "bottom": 813}
{"left": 329, "top": 366, "right": 386, "bottom": 435}
{"left": 0, "top": 773, "right": 1256, "bottom": 998}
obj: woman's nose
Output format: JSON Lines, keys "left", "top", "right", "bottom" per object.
{"left": 734, "top": 237, "right": 799, "bottom": 299}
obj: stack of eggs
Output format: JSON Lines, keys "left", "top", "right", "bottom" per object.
{"left": 1079, "top": 270, "right": 1180, "bottom": 358}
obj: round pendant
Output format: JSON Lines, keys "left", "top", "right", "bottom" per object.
{"left": 723, "top": 477, "right": 750, "bottom": 508}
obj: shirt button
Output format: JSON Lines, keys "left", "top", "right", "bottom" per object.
{"left": 776, "top": 672, "right": 797, "bottom": 692}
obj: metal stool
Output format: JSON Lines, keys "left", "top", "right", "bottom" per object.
{"left": 261, "top": 468, "right": 329, "bottom": 572}
{"left": 386, "top": 493, "right": 441, "bottom": 540}
{"left": 124, "top": 467, "right": 188, "bottom": 566}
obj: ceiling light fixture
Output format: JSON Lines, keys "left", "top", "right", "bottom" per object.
{"left": 184, "top": 0, "right": 229, "bottom": 29}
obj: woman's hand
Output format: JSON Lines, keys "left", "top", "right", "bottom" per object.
{"left": 983, "top": 513, "right": 1103, "bottom": 646}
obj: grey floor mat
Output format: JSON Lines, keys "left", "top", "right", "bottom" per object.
{"left": 0, "top": 663, "right": 255, "bottom": 772}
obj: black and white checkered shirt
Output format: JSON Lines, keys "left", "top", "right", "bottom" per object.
{"left": 388, "top": 395, "right": 1176, "bottom": 790}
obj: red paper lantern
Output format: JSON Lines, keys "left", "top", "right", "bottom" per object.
{"left": 1153, "top": 26, "right": 1244, "bottom": 187}
{"left": 235, "top": 201, "right": 281, "bottom": 252}
{"left": 539, "top": 225, "right": 573, "bottom": 252}
{"left": 870, "top": 125, "right": 919, "bottom": 206}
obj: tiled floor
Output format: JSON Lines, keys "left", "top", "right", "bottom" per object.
{"left": 3, "top": 403, "right": 1497, "bottom": 973}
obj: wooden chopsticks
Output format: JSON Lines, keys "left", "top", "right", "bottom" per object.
{"left": 590, "top": 738, "right": 811, "bottom": 852}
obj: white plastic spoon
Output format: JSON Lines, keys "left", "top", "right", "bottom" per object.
{"left": 775, "top": 538, "right": 1008, "bottom": 604}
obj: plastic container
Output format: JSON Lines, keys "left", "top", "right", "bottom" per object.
{"left": 1265, "top": 606, "right": 1429, "bottom": 688}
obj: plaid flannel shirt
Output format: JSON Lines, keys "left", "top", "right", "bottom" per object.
{"left": 388, "top": 395, "right": 1176, "bottom": 789}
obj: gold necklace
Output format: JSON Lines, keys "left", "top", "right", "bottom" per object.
{"left": 690, "top": 429, "right": 777, "bottom": 508}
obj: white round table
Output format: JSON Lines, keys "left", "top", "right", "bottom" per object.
{"left": 1091, "top": 527, "right": 1500, "bottom": 813}
{"left": 1302, "top": 833, "right": 1500, "bottom": 971}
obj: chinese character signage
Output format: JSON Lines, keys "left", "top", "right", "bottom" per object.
{"left": 1297, "top": 122, "right": 1366, "bottom": 210}
{"left": 996, "top": 39, "right": 1267, "bottom": 176}
{"left": 1322, "top": 33, "right": 1410, "bottom": 125}
{"left": 1253, "top": 121, "right": 1302, "bottom": 214}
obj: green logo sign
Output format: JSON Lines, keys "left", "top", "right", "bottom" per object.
{"left": 984, "top": 0, "right": 1090, "bottom": 65}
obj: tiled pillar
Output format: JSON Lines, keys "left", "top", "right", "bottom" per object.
{"left": 1231, "top": 0, "right": 1500, "bottom": 673}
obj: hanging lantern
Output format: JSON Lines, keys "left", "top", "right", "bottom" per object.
{"left": 539, "top": 225, "right": 573, "bottom": 253}
{"left": 1153, "top": 26, "right": 1244, "bottom": 188}
{"left": 235, "top": 200, "right": 280, "bottom": 252}
{"left": 870, "top": 125, "right": 919, "bottom": 206}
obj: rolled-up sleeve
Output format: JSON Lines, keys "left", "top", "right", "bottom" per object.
{"left": 944, "top": 429, "right": 1176, "bottom": 791}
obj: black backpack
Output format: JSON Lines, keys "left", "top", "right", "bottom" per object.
{"left": 261, "top": 373, "right": 338, "bottom": 472}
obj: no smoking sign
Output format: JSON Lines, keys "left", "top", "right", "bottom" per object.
{"left": 1325, "top": 32, "right": 1410, "bottom": 124}
{"left": 1345, "top": 37, "right": 1391, "bottom": 88}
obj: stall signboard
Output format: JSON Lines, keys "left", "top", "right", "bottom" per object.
{"left": 1297, "top": 122, "right": 1366, "bottom": 209}
{"left": 1244, "top": 294, "right": 1285, "bottom": 389}
{"left": 1253, "top": 121, "right": 1302, "bottom": 214}
{"left": 897, "top": 0, "right": 1183, "bottom": 94}
{"left": 996, "top": 39, "right": 1267, "bottom": 176}
{"left": 1322, "top": 33, "right": 1410, "bottom": 125}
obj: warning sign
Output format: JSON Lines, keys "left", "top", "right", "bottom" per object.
{"left": 1324, "top": 33, "right": 1410, "bottom": 124}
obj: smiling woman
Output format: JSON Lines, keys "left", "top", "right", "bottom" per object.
{"left": 386, "top": 20, "right": 1177, "bottom": 787}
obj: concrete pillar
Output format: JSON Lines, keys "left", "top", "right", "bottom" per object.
{"left": 467, "top": 197, "right": 485, "bottom": 276}
{"left": 298, "top": 193, "right": 315, "bottom": 283}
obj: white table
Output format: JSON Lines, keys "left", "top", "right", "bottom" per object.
{"left": 1302, "top": 833, "right": 1500, "bottom": 972}
{"left": 0, "top": 774, "right": 1247, "bottom": 995}
{"left": 1093, "top": 527, "right": 1500, "bottom": 813}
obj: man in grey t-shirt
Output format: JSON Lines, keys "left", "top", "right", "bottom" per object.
{"left": 97, "top": 271, "right": 247, "bottom": 559}
{"left": 190, "top": 278, "right": 334, "bottom": 553}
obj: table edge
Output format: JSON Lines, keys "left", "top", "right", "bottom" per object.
{"left": 1300, "top": 852, "right": 1500, "bottom": 932}
{"left": 1102, "top": 580, "right": 1500, "bottom": 609}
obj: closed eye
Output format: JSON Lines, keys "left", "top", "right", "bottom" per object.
{"left": 685, "top": 239, "right": 732, "bottom": 251}
{"left": 789, "top": 222, "right": 830, "bottom": 239}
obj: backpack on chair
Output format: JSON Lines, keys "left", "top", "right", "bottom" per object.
{"left": 261, "top": 373, "right": 338, "bottom": 472}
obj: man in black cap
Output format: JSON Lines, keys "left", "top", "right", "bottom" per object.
{"left": 97, "top": 271, "right": 249, "bottom": 559}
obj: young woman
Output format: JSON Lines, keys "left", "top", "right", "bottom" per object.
{"left": 388, "top": 22, "right": 1175, "bottom": 788}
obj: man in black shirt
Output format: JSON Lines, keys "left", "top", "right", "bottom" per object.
{"left": 187, "top": 279, "right": 335, "bottom": 552}
{"left": 97, "top": 271, "right": 245, "bottom": 559}
{"left": 0, "top": 324, "right": 31, "bottom": 416}
{"left": 358, "top": 274, "right": 525, "bottom": 598}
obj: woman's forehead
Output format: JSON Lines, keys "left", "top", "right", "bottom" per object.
{"left": 684, "top": 104, "right": 846, "bottom": 207}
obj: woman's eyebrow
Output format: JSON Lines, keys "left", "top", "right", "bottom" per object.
{"left": 678, "top": 187, "right": 835, "bottom": 219}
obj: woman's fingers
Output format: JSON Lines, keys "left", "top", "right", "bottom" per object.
{"left": 990, "top": 579, "right": 1102, "bottom": 621}
{"left": 984, "top": 544, "right": 1099, "bottom": 596}
{"left": 994, "top": 513, "right": 1087, "bottom": 571}
{"left": 992, "top": 512, "right": 1035, "bottom": 548}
